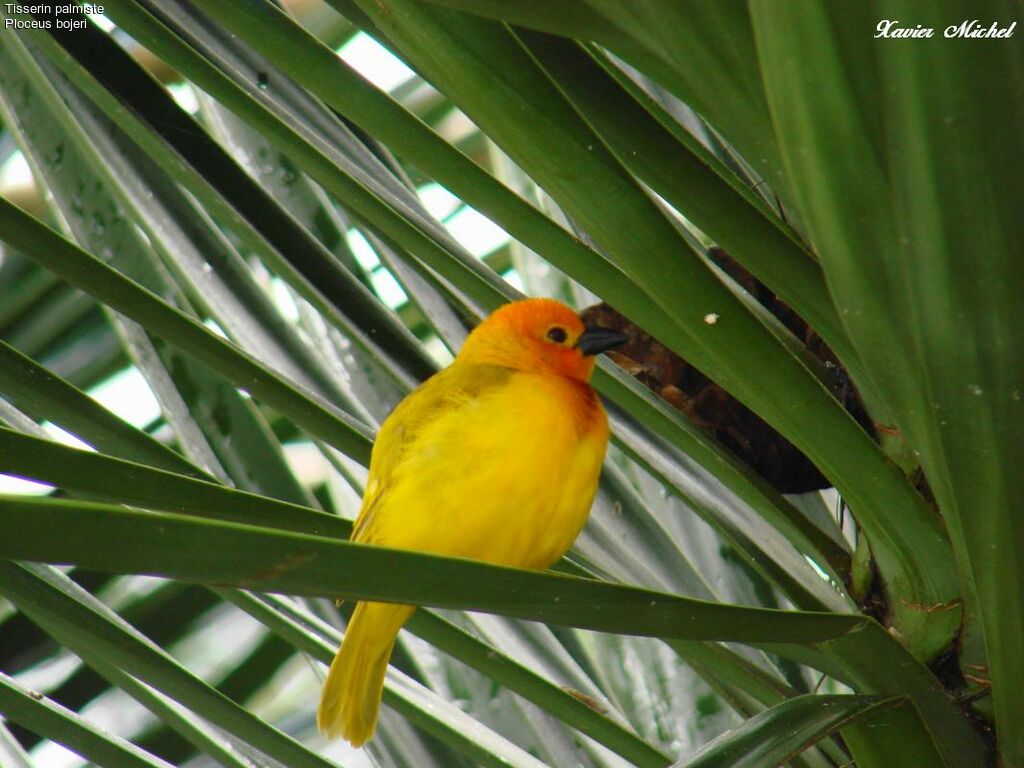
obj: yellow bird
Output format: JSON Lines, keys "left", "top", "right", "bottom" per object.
{"left": 317, "top": 298, "right": 627, "bottom": 746}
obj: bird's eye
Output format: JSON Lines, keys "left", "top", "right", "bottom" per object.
{"left": 546, "top": 326, "right": 568, "bottom": 344}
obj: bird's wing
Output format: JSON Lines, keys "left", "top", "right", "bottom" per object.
{"left": 351, "top": 363, "right": 513, "bottom": 542}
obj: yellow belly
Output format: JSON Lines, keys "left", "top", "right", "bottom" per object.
{"left": 362, "top": 371, "right": 608, "bottom": 571}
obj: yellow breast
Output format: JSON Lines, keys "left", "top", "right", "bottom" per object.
{"left": 359, "top": 367, "right": 609, "bottom": 572}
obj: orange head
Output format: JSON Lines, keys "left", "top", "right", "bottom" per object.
{"left": 457, "top": 299, "right": 628, "bottom": 382}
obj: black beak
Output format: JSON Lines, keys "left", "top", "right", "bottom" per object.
{"left": 576, "top": 325, "right": 629, "bottom": 356}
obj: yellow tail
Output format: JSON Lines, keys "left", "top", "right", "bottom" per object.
{"left": 317, "top": 602, "right": 414, "bottom": 746}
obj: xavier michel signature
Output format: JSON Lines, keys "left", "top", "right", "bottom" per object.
{"left": 876, "top": 19, "right": 1017, "bottom": 39}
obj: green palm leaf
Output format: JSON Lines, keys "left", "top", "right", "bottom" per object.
{"left": 0, "top": 2, "right": 1014, "bottom": 766}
